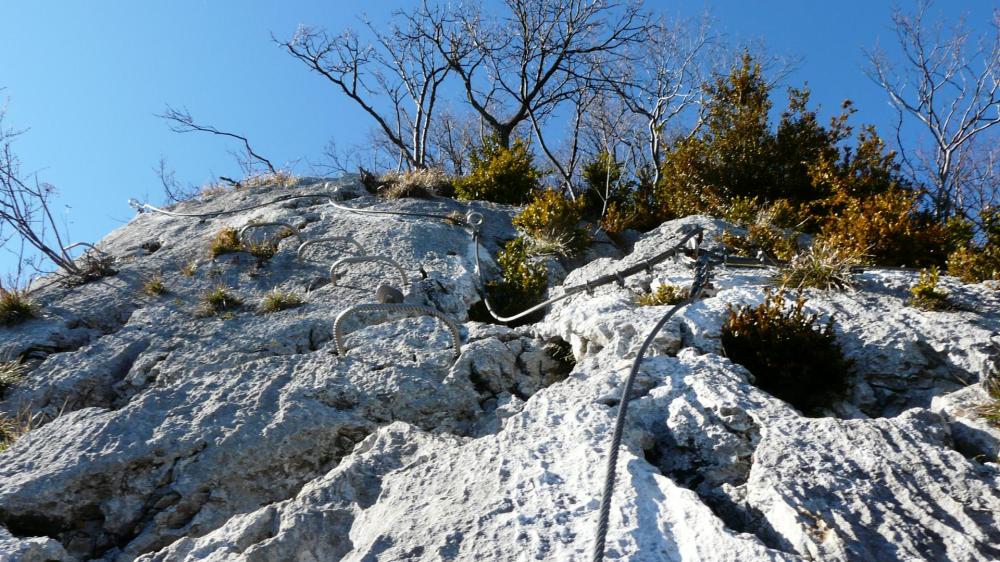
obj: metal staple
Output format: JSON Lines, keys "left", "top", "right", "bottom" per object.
{"left": 296, "top": 236, "right": 366, "bottom": 260}
{"left": 333, "top": 302, "right": 462, "bottom": 358}
{"left": 329, "top": 255, "right": 409, "bottom": 291}
{"left": 238, "top": 221, "right": 303, "bottom": 245}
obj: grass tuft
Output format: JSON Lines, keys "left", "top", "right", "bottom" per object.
{"left": 209, "top": 227, "right": 242, "bottom": 258}
{"left": 142, "top": 274, "right": 167, "bottom": 296}
{"left": 197, "top": 286, "right": 243, "bottom": 317}
{"left": 259, "top": 289, "right": 304, "bottom": 313}
{"left": 775, "top": 239, "right": 860, "bottom": 291}
{"left": 378, "top": 168, "right": 453, "bottom": 199}
{"left": 908, "top": 267, "right": 952, "bottom": 311}
{"left": 635, "top": 283, "right": 688, "bottom": 306}
{"left": 0, "top": 359, "right": 25, "bottom": 399}
{"left": 0, "top": 408, "right": 35, "bottom": 454}
{"left": 0, "top": 287, "right": 36, "bottom": 326}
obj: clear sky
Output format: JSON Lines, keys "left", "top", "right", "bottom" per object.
{"left": 0, "top": 1, "right": 995, "bottom": 277}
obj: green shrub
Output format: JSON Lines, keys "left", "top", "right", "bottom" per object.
{"left": 0, "top": 287, "right": 35, "bottom": 326}
{"left": 818, "top": 189, "right": 949, "bottom": 268}
{"left": 635, "top": 283, "right": 688, "bottom": 307}
{"left": 600, "top": 200, "right": 638, "bottom": 234}
{"left": 197, "top": 286, "right": 243, "bottom": 317}
{"left": 775, "top": 239, "right": 860, "bottom": 291}
{"left": 946, "top": 207, "right": 1000, "bottom": 283}
{"left": 544, "top": 338, "right": 576, "bottom": 377}
{"left": 512, "top": 189, "right": 590, "bottom": 257}
{"left": 485, "top": 237, "right": 548, "bottom": 319}
{"left": 720, "top": 223, "right": 799, "bottom": 261}
{"left": 720, "top": 196, "right": 763, "bottom": 226}
{"left": 908, "top": 267, "right": 953, "bottom": 311}
{"left": 259, "top": 289, "right": 304, "bottom": 313}
{"left": 209, "top": 227, "right": 242, "bottom": 257}
{"left": 947, "top": 246, "right": 1000, "bottom": 284}
{"left": 722, "top": 290, "right": 851, "bottom": 415}
{"left": 0, "top": 360, "right": 24, "bottom": 399}
{"left": 454, "top": 136, "right": 540, "bottom": 205}
{"left": 581, "top": 151, "right": 629, "bottom": 220}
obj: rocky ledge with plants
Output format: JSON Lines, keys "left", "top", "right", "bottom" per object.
{"left": 0, "top": 177, "right": 998, "bottom": 562}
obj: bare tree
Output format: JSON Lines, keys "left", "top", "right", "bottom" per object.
{"left": 0, "top": 102, "right": 79, "bottom": 275}
{"left": 866, "top": 1, "right": 1000, "bottom": 224}
{"left": 280, "top": 7, "right": 451, "bottom": 170}
{"left": 155, "top": 156, "right": 199, "bottom": 204}
{"left": 527, "top": 79, "right": 596, "bottom": 197}
{"left": 597, "top": 15, "right": 713, "bottom": 187}
{"left": 417, "top": 0, "right": 651, "bottom": 149}
{"left": 157, "top": 105, "right": 277, "bottom": 177}
{"left": 428, "top": 107, "right": 480, "bottom": 176}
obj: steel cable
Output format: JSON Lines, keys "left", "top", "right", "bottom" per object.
{"left": 469, "top": 227, "right": 704, "bottom": 323}
{"left": 591, "top": 255, "right": 715, "bottom": 562}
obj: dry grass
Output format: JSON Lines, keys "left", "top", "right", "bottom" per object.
{"left": 775, "top": 239, "right": 860, "bottom": 291}
{"left": 241, "top": 171, "right": 299, "bottom": 190}
{"left": 198, "top": 182, "right": 231, "bottom": 198}
{"left": 245, "top": 240, "right": 279, "bottom": 263}
{"left": 378, "top": 168, "right": 453, "bottom": 199}
{"left": 180, "top": 260, "right": 199, "bottom": 277}
{"left": 0, "top": 287, "right": 36, "bottom": 326}
{"left": 142, "top": 274, "right": 168, "bottom": 296}
{"left": 0, "top": 408, "right": 36, "bottom": 454}
{"left": 197, "top": 286, "right": 243, "bottom": 317}
{"left": 635, "top": 283, "right": 688, "bottom": 306}
{"left": 259, "top": 289, "right": 304, "bottom": 313}
{"left": 0, "top": 359, "right": 25, "bottom": 398}
{"left": 209, "top": 227, "right": 243, "bottom": 258}
{"left": 977, "top": 376, "right": 1000, "bottom": 428}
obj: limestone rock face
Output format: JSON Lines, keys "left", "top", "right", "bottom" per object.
{"left": 0, "top": 180, "right": 998, "bottom": 561}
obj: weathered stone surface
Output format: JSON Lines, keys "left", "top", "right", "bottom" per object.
{"left": 0, "top": 183, "right": 998, "bottom": 561}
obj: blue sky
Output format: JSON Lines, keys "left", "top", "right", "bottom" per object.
{"left": 0, "top": 1, "right": 995, "bottom": 277}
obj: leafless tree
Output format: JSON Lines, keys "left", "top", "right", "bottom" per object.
{"left": 157, "top": 106, "right": 277, "bottom": 177}
{"left": 0, "top": 103, "right": 79, "bottom": 275}
{"left": 596, "top": 15, "right": 712, "bottom": 187}
{"left": 427, "top": 107, "right": 482, "bottom": 176}
{"left": 579, "top": 93, "right": 638, "bottom": 207}
{"left": 416, "top": 0, "right": 651, "bottom": 149}
{"left": 280, "top": 6, "right": 451, "bottom": 170}
{"left": 866, "top": 1, "right": 1000, "bottom": 224}
{"left": 527, "top": 78, "right": 597, "bottom": 198}
{"left": 155, "top": 156, "right": 199, "bottom": 204}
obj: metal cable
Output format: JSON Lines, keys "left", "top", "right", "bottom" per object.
{"left": 329, "top": 255, "right": 409, "bottom": 290}
{"left": 591, "top": 255, "right": 715, "bottom": 562}
{"left": 128, "top": 193, "right": 332, "bottom": 218}
{"left": 333, "top": 302, "right": 462, "bottom": 358}
{"left": 469, "top": 227, "right": 704, "bottom": 323}
{"left": 323, "top": 183, "right": 470, "bottom": 226}
{"left": 131, "top": 186, "right": 470, "bottom": 227}
{"left": 62, "top": 242, "right": 107, "bottom": 256}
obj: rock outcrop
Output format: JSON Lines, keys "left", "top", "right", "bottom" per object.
{"left": 0, "top": 177, "right": 998, "bottom": 561}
